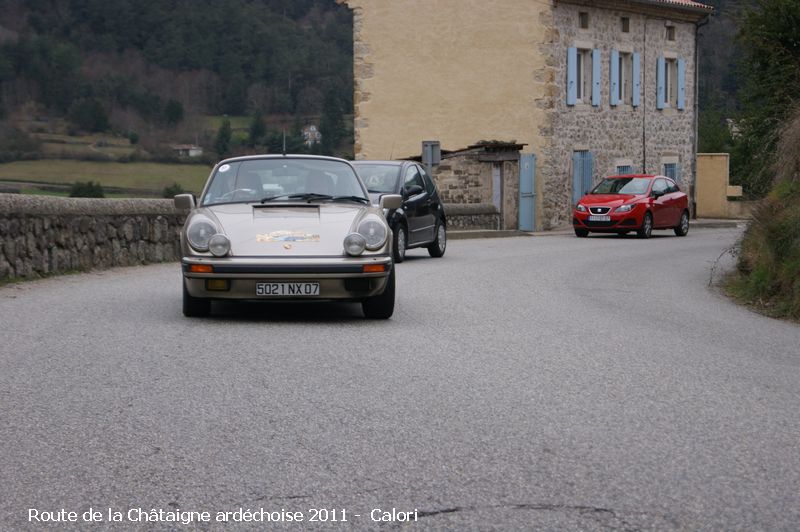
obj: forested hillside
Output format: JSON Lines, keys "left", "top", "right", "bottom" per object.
{"left": 0, "top": 0, "right": 353, "bottom": 158}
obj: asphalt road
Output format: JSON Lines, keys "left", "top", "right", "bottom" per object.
{"left": 2, "top": 227, "right": 799, "bottom": 531}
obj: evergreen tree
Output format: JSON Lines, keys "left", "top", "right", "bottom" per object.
{"left": 214, "top": 118, "right": 232, "bottom": 157}
{"left": 248, "top": 113, "right": 267, "bottom": 147}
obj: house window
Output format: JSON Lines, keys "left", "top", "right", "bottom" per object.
{"left": 576, "top": 48, "right": 592, "bottom": 102}
{"left": 621, "top": 17, "right": 630, "bottom": 33}
{"left": 665, "top": 58, "right": 678, "bottom": 107}
{"left": 617, "top": 165, "right": 633, "bottom": 175}
{"left": 666, "top": 26, "right": 676, "bottom": 41}
{"left": 663, "top": 163, "right": 678, "bottom": 181}
{"left": 620, "top": 52, "right": 632, "bottom": 104}
{"left": 579, "top": 12, "right": 589, "bottom": 29}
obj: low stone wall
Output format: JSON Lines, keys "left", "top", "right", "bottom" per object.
{"left": 444, "top": 203, "right": 500, "bottom": 230}
{"left": 0, "top": 194, "right": 186, "bottom": 280}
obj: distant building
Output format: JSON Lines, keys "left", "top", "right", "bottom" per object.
{"left": 338, "top": 0, "right": 712, "bottom": 229}
{"left": 302, "top": 124, "right": 322, "bottom": 147}
{"left": 171, "top": 144, "right": 203, "bottom": 158}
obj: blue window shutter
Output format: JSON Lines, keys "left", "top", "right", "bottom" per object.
{"left": 592, "top": 49, "right": 601, "bottom": 107}
{"left": 632, "top": 53, "right": 641, "bottom": 107}
{"left": 567, "top": 47, "right": 577, "bottom": 106}
{"left": 610, "top": 49, "right": 619, "bottom": 106}
{"left": 572, "top": 151, "right": 583, "bottom": 204}
{"left": 675, "top": 163, "right": 682, "bottom": 184}
{"left": 656, "top": 56, "right": 665, "bottom": 110}
{"left": 677, "top": 58, "right": 686, "bottom": 110}
{"left": 584, "top": 151, "right": 594, "bottom": 195}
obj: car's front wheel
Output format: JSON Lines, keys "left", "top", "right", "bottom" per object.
{"left": 637, "top": 212, "right": 653, "bottom": 239}
{"left": 574, "top": 228, "right": 589, "bottom": 238}
{"left": 183, "top": 279, "right": 211, "bottom": 317}
{"left": 362, "top": 268, "right": 395, "bottom": 319}
{"left": 427, "top": 221, "right": 447, "bottom": 257}
{"left": 392, "top": 225, "right": 407, "bottom": 263}
{"left": 674, "top": 210, "right": 690, "bottom": 236}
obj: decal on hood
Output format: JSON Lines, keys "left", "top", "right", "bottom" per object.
{"left": 256, "top": 231, "right": 320, "bottom": 243}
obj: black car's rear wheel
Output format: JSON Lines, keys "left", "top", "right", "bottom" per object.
{"left": 362, "top": 268, "right": 395, "bottom": 319}
{"left": 392, "top": 225, "right": 407, "bottom": 263}
{"left": 183, "top": 279, "right": 211, "bottom": 317}
{"left": 427, "top": 221, "right": 446, "bottom": 257}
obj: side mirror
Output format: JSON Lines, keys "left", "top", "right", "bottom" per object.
{"left": 379, "top": 194, "right": 402, "bottom": 210}
{"left": 405, "top": 184, "right": 424, "bottom": 197}
{"left": 174, "top": 193, "right": 196, "bottom": 210}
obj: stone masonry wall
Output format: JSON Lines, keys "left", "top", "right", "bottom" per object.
{"left": 0, "top": 194, "right": 186, "bottom": 280}
{"left": 540, "top": 1, "right": 699, "bottom": 228}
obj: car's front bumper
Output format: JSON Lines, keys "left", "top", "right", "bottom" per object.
{"left": 573, "top": 211, "right": 642, "bottom": 232}
{"left": 182, "top": 255, "right": 392, "bottom": 300}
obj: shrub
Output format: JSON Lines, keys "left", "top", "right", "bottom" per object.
{"left": 69, "top": 181, "right": 105, "bottom": 198}
{"left": 163, "top": 182, "right": 185, "bottom": 198}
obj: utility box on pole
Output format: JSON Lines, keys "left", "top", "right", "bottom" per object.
{"left": 422, "top": 141, "right": 441, "bottom": 176}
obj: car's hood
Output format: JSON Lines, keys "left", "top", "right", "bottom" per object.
{"left": 201, "top": 202, "right": 367, "bottom": 256}
{"left": 580, "top": 194, "right": 642, "bottom": 207}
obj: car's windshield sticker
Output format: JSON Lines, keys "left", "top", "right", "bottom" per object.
{"left": 218, "top": 164, "right": 231, "bottom": 173}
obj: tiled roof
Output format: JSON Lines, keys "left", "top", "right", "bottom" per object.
{"left": 637, "top": 0, "right": 714, "bottom": 12}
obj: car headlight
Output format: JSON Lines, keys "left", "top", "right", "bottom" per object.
{"left": 344, "top": 233, "right": 367, "bottom": 256}
{"left": 208, "top": 234, "right": 231, "bottom": 257}
{"left": 576, "top": 203, "right": 587, "bottom": 212}
{"left": 357, "top": 215, "right": 388, "bottom": 250}
{"left": 187, "top": 217, "right": 218, "bottom": 251}
{"left": 615, "top": 204, "right": 634, "bottom": 213}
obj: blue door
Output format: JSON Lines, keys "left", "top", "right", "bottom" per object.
{"left": 572, "top": 150, "right": 594, "bottom": 205}
{"left": 519, "top": 153, "right": 536, "bottom": 231}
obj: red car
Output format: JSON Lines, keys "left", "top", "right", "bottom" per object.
{"left": 572, "top": 174, "right": 690, "bottom": 238}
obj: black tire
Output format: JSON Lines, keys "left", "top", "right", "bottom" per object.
{"left": 674, "top": 210, "right": 690, "bottom": 236}
{"left": 362, "top": 267, "right": 395, "bottom": 319}
{"left": 392, "top": 224, "right": 407, "bottom": 263}
{"left": 183, "top": 279, "right": 211, "bottom": 317}
{"left": 427, "top": 221, "right": 447, "bottom": 257}
{"left": 574, "top": 228, "right": 589, "bottom": 238}
{"left": 637, "top": 212, "right": 653, "bottom": 239}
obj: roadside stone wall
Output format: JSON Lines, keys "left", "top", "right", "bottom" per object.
{"left": 443, "top": 203, "right": 500, "bottom": 230}
{"left": 434, "top": 156, "right": 493, "bottom": 205}
{"left": 0, "top": 194, "right": 186, "bottom": 280}
{"left": 539, "top": 1, "right": 699, "bottom": 228}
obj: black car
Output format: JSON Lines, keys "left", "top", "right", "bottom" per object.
{"left": 352, "top": 160, "right": 447, "bottom": 262}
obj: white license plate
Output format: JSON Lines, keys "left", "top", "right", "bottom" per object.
{"left": 255, "top": 282, "right": 320, "bottom": 296}
{"left": 588, "top": 215, "right": 611, "bottom": 221}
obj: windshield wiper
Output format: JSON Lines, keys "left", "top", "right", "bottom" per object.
{"left": 261, "top": 193, "right": 334, "bottom": 203}
{"left": 330, "top": 195, "right": 369, "bottom": 204}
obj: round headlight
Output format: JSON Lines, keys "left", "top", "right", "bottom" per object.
{"left": 357, "top": 216, "right": 388, "bottom": 250}
{"left": 344, "top": 233, "right": 367, "bottom": 256}
{"left": 187, "top": 217, "right": 218, "bottom": 251}
{"left": 208, "top": 234, "right": 231, "bottom": 257}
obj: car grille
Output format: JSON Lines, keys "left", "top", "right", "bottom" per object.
{"left": 583, "top": 219, "right": 618, "bottom": 228}
{"left": 589, "top": 207, "right": 610, "bottom": 215}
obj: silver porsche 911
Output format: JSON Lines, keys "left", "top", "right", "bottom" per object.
{"left": 174, "top": 155, "right": 401, "bottom": 319}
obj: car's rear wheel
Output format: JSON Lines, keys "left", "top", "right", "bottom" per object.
{"left": 362, "top": 267, "right": 395, "bottom": 319}
{"left": 392, "top": 224, "right": 407, "bottom": 263}
{"left": 574, "top": 228, "right": 589, "bottom": 238}
{"left": 427, "top": 221, "right": 446, "bottom": 257}
{"left": 674, "top": 210, "right": 690, "bottom": 236}
{"left": 183, "top": 279, "right": 211, "bottom": 317}
{"left": 637, "top": 212, "right": 653, "bottom": 239}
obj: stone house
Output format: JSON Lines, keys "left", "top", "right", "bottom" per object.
{"left": 337, "top": 0, "right": 712, "bottom": 229}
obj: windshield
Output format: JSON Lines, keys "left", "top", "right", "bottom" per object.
{"left": 591, "top": 177, "right": 650, "bottom": 195}
{"left": 202, "top": 159, "right": 367, "bottom": 206}
{"left": 353, "top": 164, "right": 401, "bottom": 193}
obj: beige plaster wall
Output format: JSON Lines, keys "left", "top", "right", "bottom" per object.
{"left": 696, "top": 153, "right": 754, "bottom": 219}
{"left": 343, "top": 0, "right": 551, "bottom": 160}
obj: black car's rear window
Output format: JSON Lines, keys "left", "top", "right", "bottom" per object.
{"left": 353, "top": 164, "right": 401, "bottom": 194}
